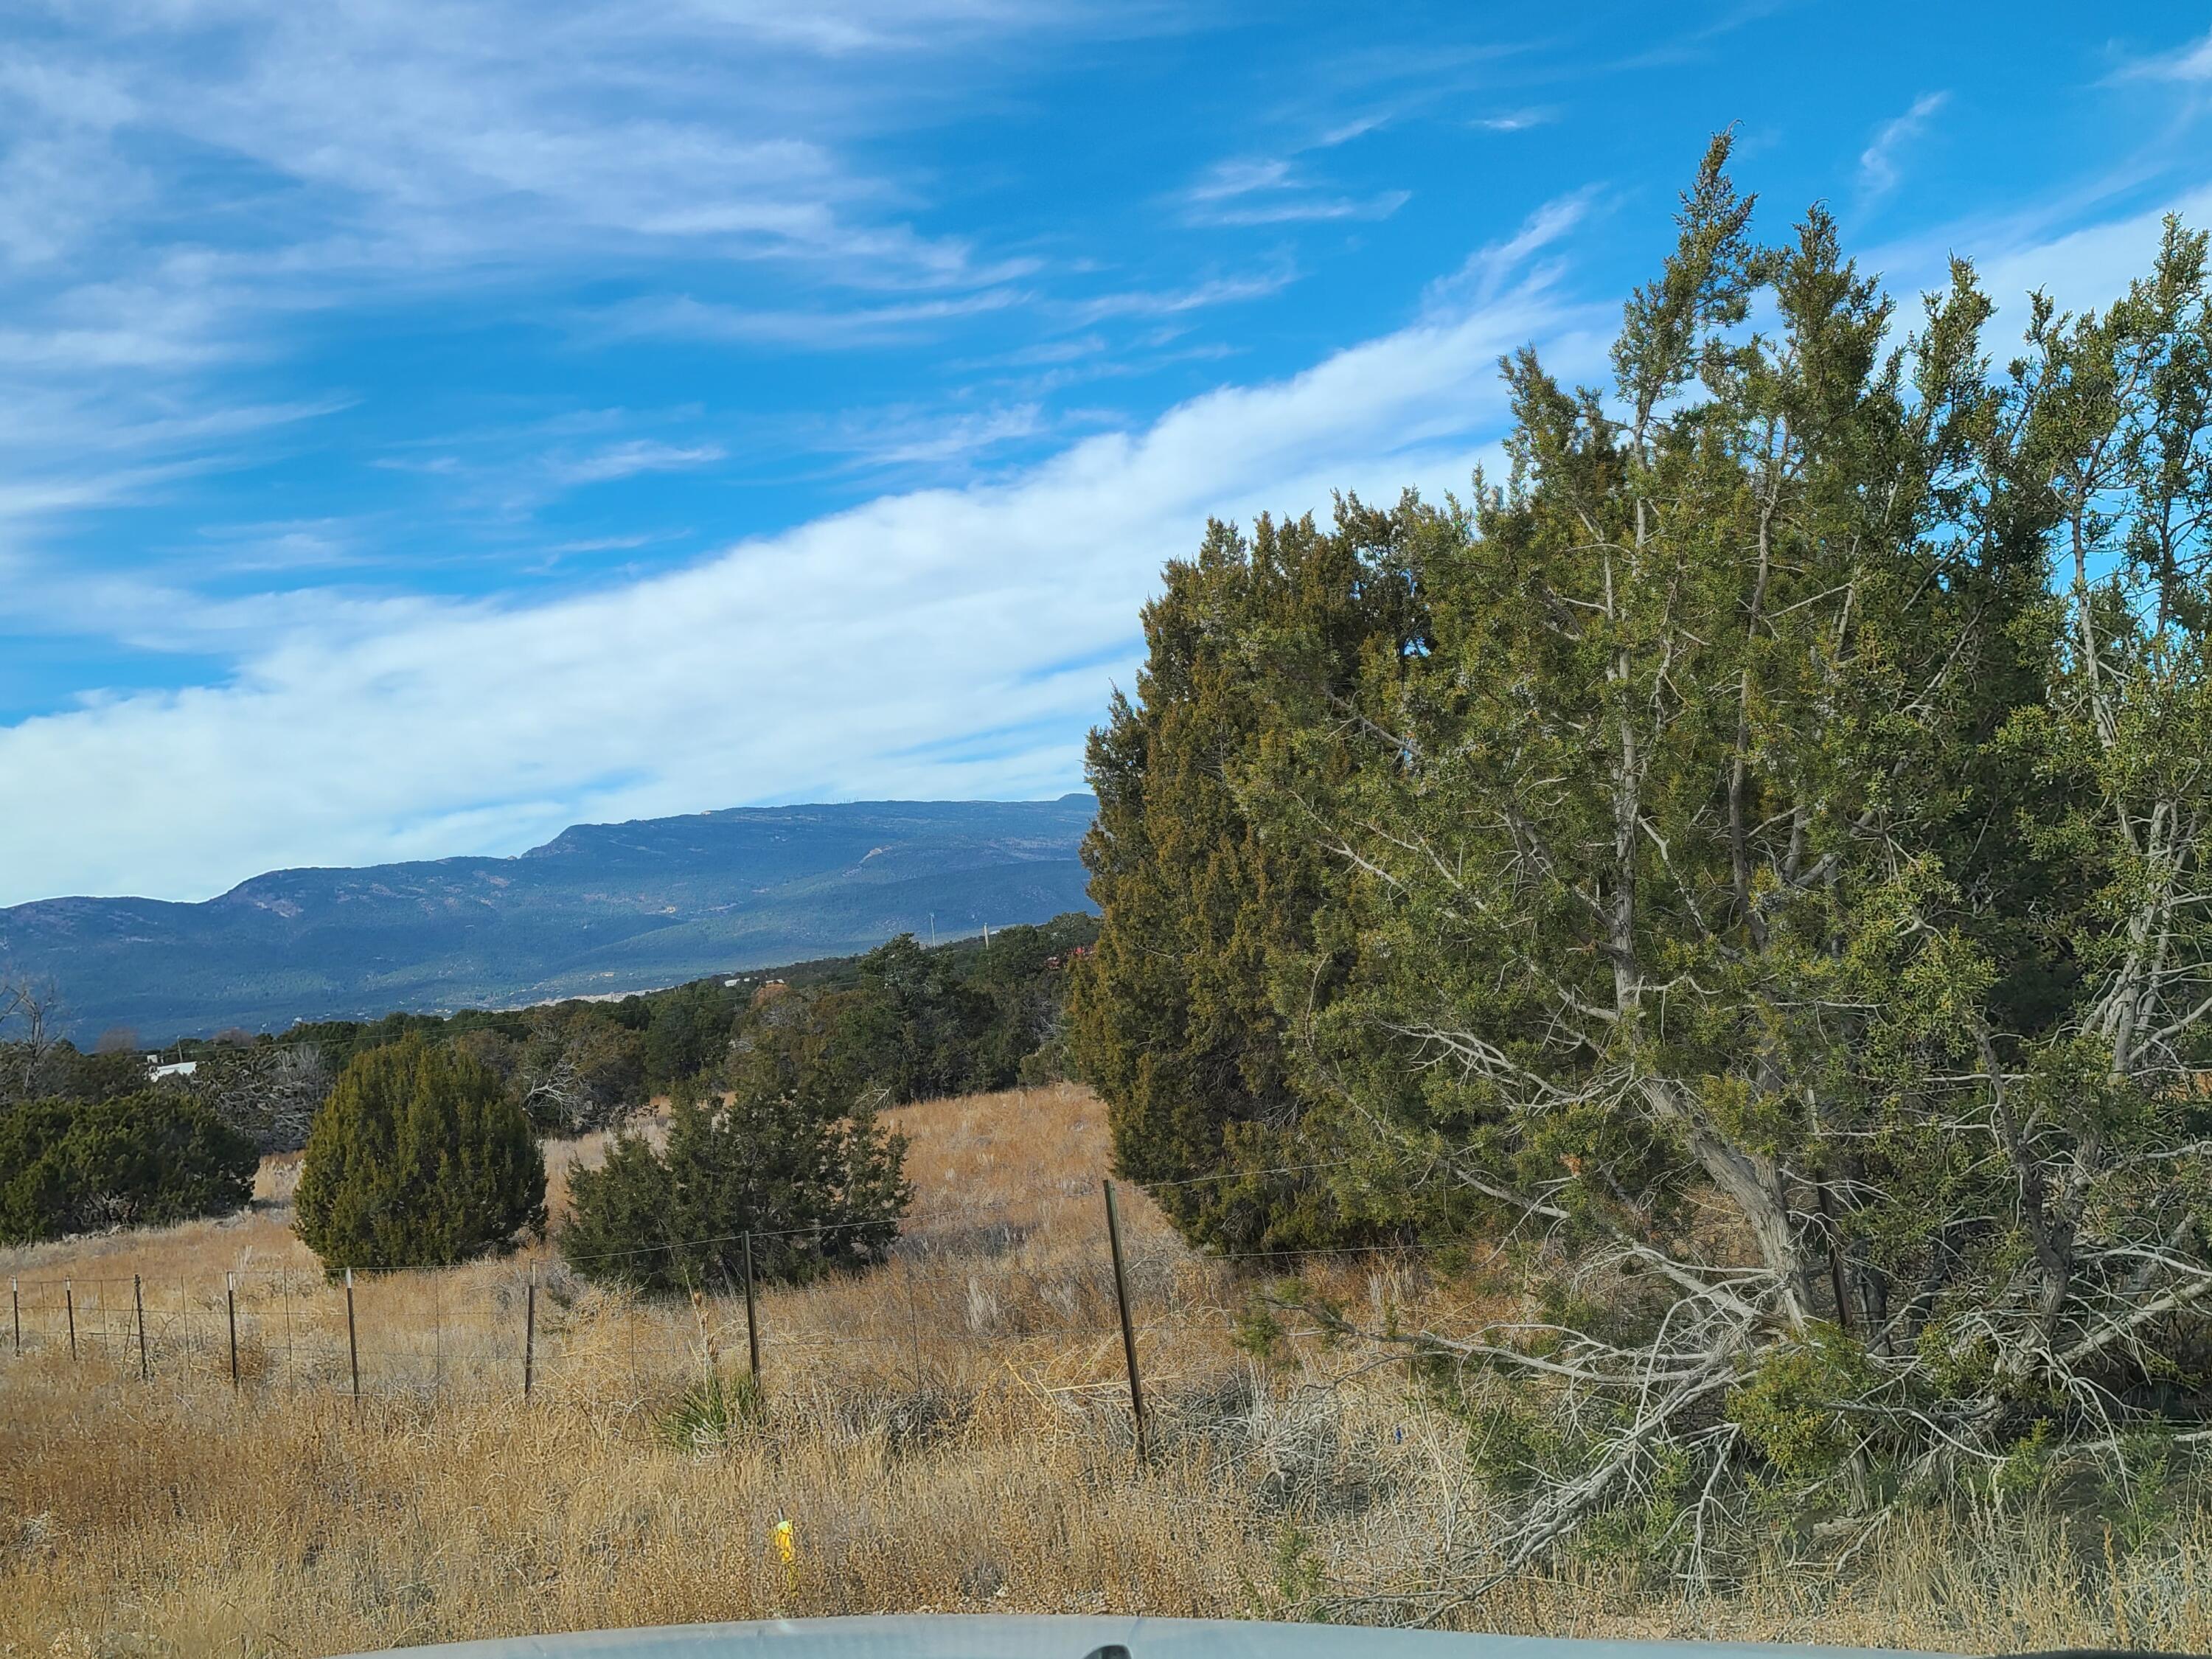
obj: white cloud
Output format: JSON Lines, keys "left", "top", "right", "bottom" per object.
{"left": 1422, "top": 188, "right": 1599, "bottom": 315}
{"left": 0, "top": 254, "right": 1604, "bottom": 904}
{"left": 1197, "top": 190, "right": 1411, "bottom": 228}
{"left": 0, "top": 0, "right": 1076, "bottom": 288}
{"left": 0, "top": 0, "right": 1104, "bottom": 501}
{"left": 544, "top": 440, "right": 728, "bottom": 489}
{"left": 1186, "top": 159, "right": 1296, "bottom": 203}
{"left": 1865, "top": 176, "right": 2212, "bottom": 324}
{"left": 545, "top": 531, "right": 683, "bottom": 556}
{"left": 1178, "top": 155, "right": 1408, "bottom": 229}
{"left": 0, "top": 0, "right": 1143, "bottom": 686}
{"left": 1859, "top": 91, "right": 1949, "bottom": 202}
{"left": 603, "top": 288, "right": 1032, "bottom": 348}
{"left": 2118, "top": 27, "right": 2212, "bottom": 85}
{"left": 194, "top": 518, "right": 364, "bottom": 574}
{"left": 1062, "top": 271, "right": 1295, "bottom": 324}
{"left": 1973, "top": 181, "right": 2212, "bottom": 313}
{"left": 1315, "top": 115, "right": 1388, "bottom": 147}
{"left": 1474, "top": 111, "right": 1554, "bottom": 133}
{"left": 827, "top": 403, "right": 1046, "bottom": 467}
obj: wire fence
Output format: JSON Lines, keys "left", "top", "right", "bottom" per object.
{"left": 0, "top": 1175, "right": 1452, "bottom": 1444}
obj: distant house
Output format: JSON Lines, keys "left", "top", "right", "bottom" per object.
{"left": 147, "top": 1059, "right": 199, "bottom": 1082}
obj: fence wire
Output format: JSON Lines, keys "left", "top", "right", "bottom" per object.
{"left": 2, "top": 1166, "right": 1471, "bottom": 1427}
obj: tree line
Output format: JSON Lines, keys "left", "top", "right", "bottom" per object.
{"left": 0, "top": 912, "right": 1095, "bottom": 1256}
{"left": 1073, "top": 136, "right": 2212, "bottom": 1569}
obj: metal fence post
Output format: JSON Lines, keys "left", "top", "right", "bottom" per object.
{"left": 65, "top": 1280, "right": 75, "bottom": 1361}
{"left": 344, "top": 1268, "right": 360, "bottom": 1404}
{"left": 742, "top": 1233, "right": 761, "bottom": 1388}
{"left": 133, "top": 1273, "right": 148, "bottom": 1381}
{"left": 523, "top": 1265, "right": 537, "bottom": 1399}
{"left": 10, "top": 1277, "right": 17, "bottom": 1357}
{"left": 226, "top": 1273, "right": 240, "bottom": 1390}
{"left": 1102, "top": 1178, "right": 1150, "bottom": 1467}
{"left": 903, "top": 1256, "right": 926, "bottom": 1411}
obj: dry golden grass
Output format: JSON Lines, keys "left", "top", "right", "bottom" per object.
{"left": 2, "top": 1082, "right": 2207, "bottom": 1656}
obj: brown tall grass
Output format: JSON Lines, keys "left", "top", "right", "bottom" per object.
{"left": 1, "top": 1083, "right": 2205, "bottom": 1656}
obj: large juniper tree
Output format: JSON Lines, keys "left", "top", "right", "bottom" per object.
{"left": 1088, "top": 134, "right": 2212, "bottom": 1572}
{"left": 1069, "top": 504, "right": 1427, "bottom": 1250}
{"left": 1256, "top": 137, "right": 2053, "bottom": 1551}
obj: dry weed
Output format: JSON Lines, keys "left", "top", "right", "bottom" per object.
{"left": 1, "top": 1085, "right": 2204, "bottom": 1655}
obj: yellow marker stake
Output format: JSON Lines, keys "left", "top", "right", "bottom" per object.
{"left": 773, "top": 1517, "right": 797, "bottom": 1605}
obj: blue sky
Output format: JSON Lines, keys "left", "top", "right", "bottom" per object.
{"left": 0, "top": 1, "right": 2208, "bottom": 905}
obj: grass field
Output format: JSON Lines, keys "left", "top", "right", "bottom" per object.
{"left": 1, "top": 1083, "right": 2205, "bottom": 1656}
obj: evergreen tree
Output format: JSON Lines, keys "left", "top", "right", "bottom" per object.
{"left": 965, "top": 919, "right": 1092, "bottom": 1083}
{"left": 294, "top": 1035, "right": 546, "bottom": 1272}
{"left": 515, "top": 1011, "right": 647, "bottom": 1133}
{"left": 640, "top": 981, "right": 739, "bottom": 1093}
{"left": 181, "top": 1041, "right": 333, "bottom": 1153}
{"left": 838, "top": 933, "right": 993, "bottom": 1102}
{"left": 1191, "top": 139, "right": 2212, "bottom": 1567}
{"left": 0, "top": 1091, "right": 256, "bottom": 1243}
{"left": 561, "top": 1035, "right": 910, "bottom": 1294}
{"left": 0, "top": 1037, "right": 156, "bottom": 1110}
{"left": 1067, "top": 503, "right": 1427, "bottom": 1249}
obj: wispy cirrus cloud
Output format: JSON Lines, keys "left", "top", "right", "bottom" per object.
{"left": 1859, "top": 91, "right": 1950, "bottom": 202}
{"left": 1062, "top": 271, "right": 1296, "bottom": 324}
{"left": 1184, "top": 159, "right": 1296, "bottom": 203}
{"left": 191, "top": 518, "right": 367, "bottom": 575}
{"left": 1178, "top": 156, "right": 1408, "bottom": 228}
{"left": 0, "top": 226, "right": 1601, "bottom": 904}
{"left": 0, "top": 1, "right": 1082, "bottom": 290}
{"left": 544, "top": 531, "right": 686, "bottom": 556}
{"left": 600, "top": 288, "right": 1034, "bottom": 349}
{"left": 0, "top": 0, "right": 1148, "bottom": 697}
{"left": 0, "top": 2, "right": 1124, "bottom": 540}
{"left": 356, "top": 422, "right": 736, "bottom": 524}
{"left": 1474, "top": 109, "right": 1556, "bottom": 133}
{"left": 543, "top": 441, "right": 728, "bottom": 490}
{"left": 824, "top": 403, "right": 1048, "bottom": 469}
{"left": 2115, "top": 26, "right": 2212, "bottom": 86}
{"left": 1197, "top": 190, "right": 1411, "bottom": 228}
{"left": 1421, "top": 187, "right": 1599, "bottom": 314}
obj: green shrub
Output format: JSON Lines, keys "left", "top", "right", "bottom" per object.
{"left": 658, "top": 1370, "right": 764, "bottom": 1450}
{"left": 562, "top": 1043, "right": 909, "bottom": 1294}
{"left": 294, "top": 1036, "right": 546, "bottom": 1272}
{"left": 0, "top": 1091, "right": 256, "bottom": 1244}
{"left": 1728, "top": 1329, "right": 1879, "bottom": 1484}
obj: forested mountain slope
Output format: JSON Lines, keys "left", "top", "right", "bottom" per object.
{"left": 0, "top": 796, "right": 1096, "bottom": 1040}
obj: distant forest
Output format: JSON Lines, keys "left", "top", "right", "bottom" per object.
{"left": 1, "top": 911, "right": 1097, "bottom": 1244}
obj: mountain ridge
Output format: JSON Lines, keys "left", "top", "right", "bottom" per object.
{"left": 0, "top": 796, "right": 1099, "bottom": 1041}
